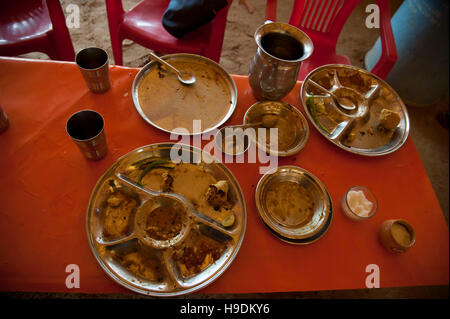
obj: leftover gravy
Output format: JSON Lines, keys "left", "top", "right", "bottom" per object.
{"left": 145, "top": 206, "right": 184, "bottom": 241}
{"left": 138, "top": 60, "right": 231, "bottom": 133}
{"left": 265, "top": 181, "right": 314, "bottom": 227}
{"left": 391, "top": 222, "right": 412, "bottom": 247}
{"left": 247, "top": 110, "right": 299, "bottom": 151}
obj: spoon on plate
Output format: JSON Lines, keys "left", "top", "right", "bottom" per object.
{"left": 148, "top": 51, "right": 196, "bottom": 85}
{"left": 309, "top": 79, "right": 356, "bottom": 111}
{"left": 215, "top": 113, "right": 279, "bottom": 155}
{"left": 221, "top": 113, "right": 279, "bottom": 132}
{"left": 217, "top": 113, "right": 279, "bottom": 136}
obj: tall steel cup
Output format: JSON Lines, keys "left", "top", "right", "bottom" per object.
{"left": 249, "top": 22, "right": 313, "bottom": 100}
{"left": 76, "top": 47, "right": 111, "bottom": 94}
{"left": 66, "top": 110, "right": 108, "bottom": 161}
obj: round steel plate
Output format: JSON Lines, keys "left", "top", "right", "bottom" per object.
{"left": 86, "top": 143, "right": 246, "bottom": 296}
{"left": 132, "top": 54, "right": 237, "bottom": 135}
{"left": 243, "top": 101, "right": 309, "bottom": 157}
{"left": 255, "top": 166, "right": 332, "bottom": 243}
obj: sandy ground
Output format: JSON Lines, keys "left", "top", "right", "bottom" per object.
{"left": 13, "top": 0, "right": 449, "bottom": 298}
{"left": 31, "top": 0, "right": 384, "bottom": 72}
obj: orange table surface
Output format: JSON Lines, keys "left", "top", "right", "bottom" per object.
{"left": 0, "top": 57, "right": 448, "bottom": 295}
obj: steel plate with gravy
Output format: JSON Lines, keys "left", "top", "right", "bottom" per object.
{"left": 132, "top": 54, "right": 237, "bottom": 134}
{"left": 301, "top": 65, "right": 410, "bottom": 156}
{"left": 243, "top": 101, "right": 309, "bottom": 156}
{"left": 86, "top": 144, "right": 246, "bottom": 296}
{"left": 255, "top": 166, "right": 332, "bottom": 243}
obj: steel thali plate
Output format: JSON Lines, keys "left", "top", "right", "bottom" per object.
{"left": 86, "top": 143, "right": 247, "bottom": 296}
{"left": 300, "top": 64, "right": 410, "bottom": 156}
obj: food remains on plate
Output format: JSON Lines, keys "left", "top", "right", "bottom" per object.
{"left": 145, "top": 205, "right": 185, "bottom": 241}
{"left": 265, "top": 180, "right": 315, "bottom": 227}
{"left": 103, "top": 184, "right": 138, "bottom": 238}
{"left": 137, "top": 58, "right": 232, "bottom": 134}
{"left": 306, "top": 69, "right": 403, "bottom": 150}
{"left": 307, "top": 95, "right": 345, "bottom": 135}
{"left": 112, "top": 248, "right": 163, "bottom": 282}
{"left": 342, "top": 106, "right": 401, "bottom": 148}
{"left": 99, "top": 157, "right": 237, "bottom": 281}
{"left": 125, "top": 158, "right": 236, "bottom": 227}
{"left": 172, "top": 230, "right": 226, "bottom": 277}
{"left": 379, "top": 108, "right": 401, "bottom": 131}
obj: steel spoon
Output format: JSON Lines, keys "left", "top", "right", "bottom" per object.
{"left": 309, "top": 79, "right": 356, "bottom": 111}
{"left": 148, "top": 51, "right": 196, "bottom": 85}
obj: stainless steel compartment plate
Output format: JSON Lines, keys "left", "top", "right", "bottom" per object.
{"left": 132, "top": 54, "right": 237, "bottom": 135}
{"left": 86, "top": 143, "right": 246, "bottom": 296}
{"left": 300, "top": 64, "right": 410, "bottom": 156}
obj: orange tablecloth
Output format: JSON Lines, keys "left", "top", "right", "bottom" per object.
{"left": 0, "top": 57, "right": 448, "bottom": 294}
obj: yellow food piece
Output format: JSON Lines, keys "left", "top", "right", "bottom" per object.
{"left": 221, "top": 212, "right": 235, "bottom": 228}
{"left": 200, "top": 253, "right": 213, "bottom": 270}
{"left": 379, "top": 109, "right": 400, "bottom": 130}
{"left": 107, "top": 196, "right": 122, "bottom": 207}
{"left": 206, "top": 180, "right": 229, "bottom": 208}
{"left": 178, "top": 263, "right": 189, "bottom": 277}
{"left": 346, "top": 131, "right": 356, "bottom": 143}
{"left": 315, "top": 101, "right": 326, "bottom": 114}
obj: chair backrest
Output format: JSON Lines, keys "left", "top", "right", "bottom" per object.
{"left": 290, "top": 0, "right": 360, "bottom": 39}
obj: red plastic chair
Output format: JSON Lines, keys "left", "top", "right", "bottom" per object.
{"left": 266, "top": 0, "right": 397, "bottom": 80}
{"left": 105, "top": 0, "right": 233, "bottom": 65}
{"left": 0, "top": 0, "right": 75, "bottom": 61}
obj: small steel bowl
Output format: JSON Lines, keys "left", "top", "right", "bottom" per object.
{"left": 214, "top": 125, "right": 251, "bottom": 156}
{"left": 255, "top": 166, "right": 332, "bottom": 242}
{"left": 243, "top": 101, "right": 309, "bottom": 157}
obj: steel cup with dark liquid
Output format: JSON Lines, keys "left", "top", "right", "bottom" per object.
{"left": 66, "top": 110, "right": 108, "bottom": 160}
{"left": 76, "top": 47, "right": 111, "bottom": 94}
{"left": 249, "top": 22, "right": 313, "bottom": 100}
